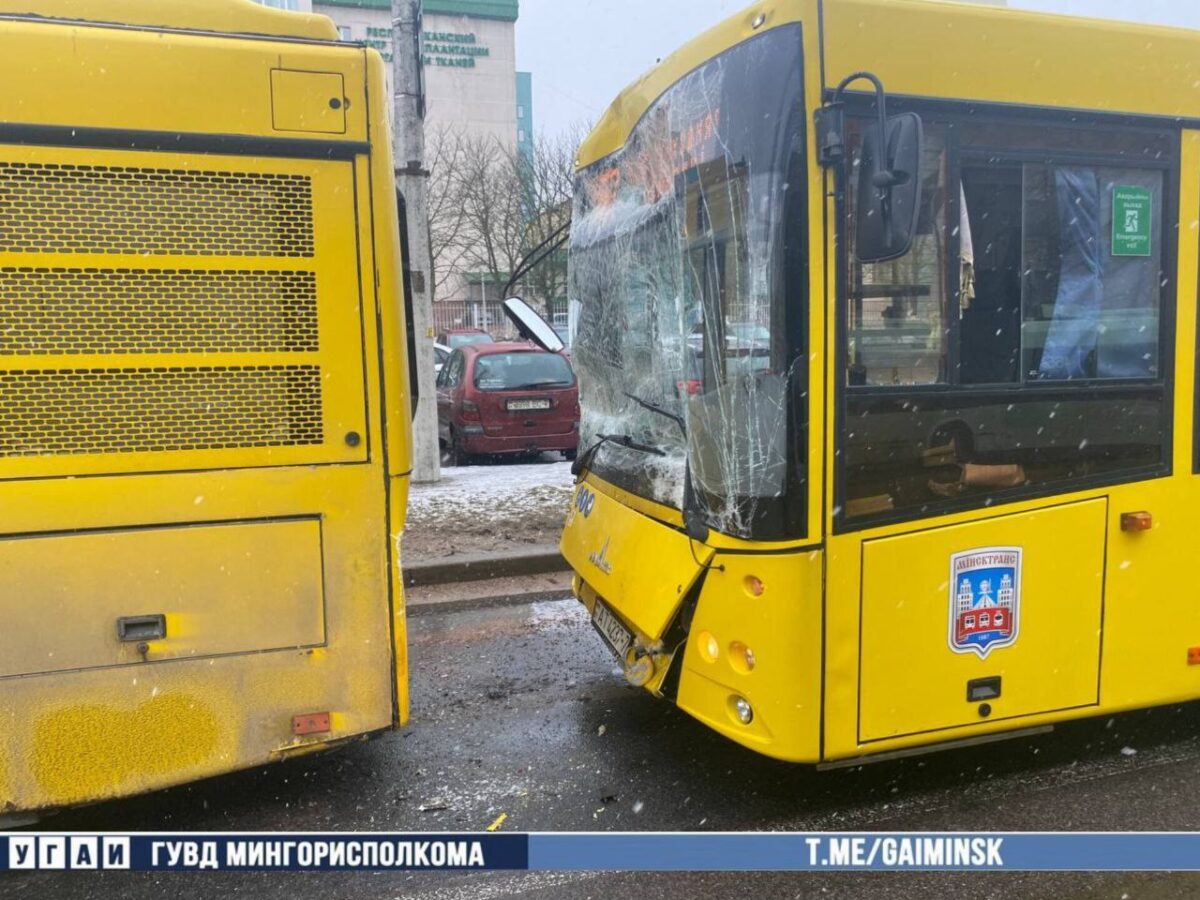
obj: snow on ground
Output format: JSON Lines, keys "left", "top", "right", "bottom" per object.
{"left": 404, "top": 459, "right": 575, "bottom": 561}
{"left": 409, "top": 459, "right": 575, "bottom": 516}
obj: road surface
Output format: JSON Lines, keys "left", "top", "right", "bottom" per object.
{"left": 7, "top": 596, "right": 1200, "bottom": 899}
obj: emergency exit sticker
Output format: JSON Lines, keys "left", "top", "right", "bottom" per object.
{"left": 1112, "top": 185, "right": 1152, "bottom": 257}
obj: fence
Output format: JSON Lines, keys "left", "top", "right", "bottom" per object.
{"left": 432, "top": 301, "right": 516, "bottom": 340}
{"left": 431, "top": 299, "right": 570, "bottom": 340}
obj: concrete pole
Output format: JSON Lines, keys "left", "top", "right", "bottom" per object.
{"left": 392, "top": 0, "right": 441, "bottom": 483}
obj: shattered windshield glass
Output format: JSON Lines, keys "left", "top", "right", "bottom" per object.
{"left": 568, "top": 25, "right": 807, "bottom": 540}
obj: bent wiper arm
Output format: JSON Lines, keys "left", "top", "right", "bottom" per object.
{"left": 622, "top": 391, "right": 686, "bottom": 437}
{"left": 599, "top": 433, "right": 666, "bottom": 456}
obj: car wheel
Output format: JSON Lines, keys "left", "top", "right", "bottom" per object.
{"left": 449, "top": 429, "right": 471, "bottom": 467}
{"left": 563, "top": 449, "right": 577, "bottom": 461}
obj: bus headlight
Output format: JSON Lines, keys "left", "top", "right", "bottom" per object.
{"left": 732, "top": 696, "right": 753, "bottom": 725}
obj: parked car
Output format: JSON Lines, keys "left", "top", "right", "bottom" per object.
{"left": 684, "top": 321, "right": 771, "bottom": 379}
{"left": 437, "top": 328, "right": 494, "bottom": 350}
{"left": 436, "top": 342, "right": 579, "bottom": 465}
{"left": 433, "top": 341, "right": 451, "bottom": 376}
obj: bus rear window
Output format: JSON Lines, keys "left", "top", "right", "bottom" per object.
{"left": 473, "top": 352, "right": 575, "bottom": 391}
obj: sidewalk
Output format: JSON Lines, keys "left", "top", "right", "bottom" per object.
{"left": 403, "top": 458, "right": 575, "bottom": 565}
{"left": 402, "top": 458, "right": 576, "bottom": 611}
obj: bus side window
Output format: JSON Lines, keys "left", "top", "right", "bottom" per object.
{"left": 845, "top": 121, "right": 950, "bottom": 388}
{"left": 842, "top": 117, "right": 1172, "bottom": 523}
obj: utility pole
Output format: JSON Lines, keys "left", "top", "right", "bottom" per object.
{"left": 392, "top": 0, "right": 440, "bottom": 483}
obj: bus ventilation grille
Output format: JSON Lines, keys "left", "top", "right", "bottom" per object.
{"left": 0, "top": 162, "right": 314, "bottom": 257}
{"left": 0, "top": 268, "right": 319, "bottom": 355}
{"left": 0, "top": 366, "right": 324, "bottom": 456}
{"left": 0, "top": 155, "right": 330, "bottom": 467}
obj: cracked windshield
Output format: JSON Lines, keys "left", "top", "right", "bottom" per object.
{"left": 568, "top": 25, "right": 806, "bottom": 540}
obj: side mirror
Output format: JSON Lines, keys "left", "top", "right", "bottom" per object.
{"left": 502, "top": 296, "right": 564, "bottom": 353}
{"left": 855, "top": 112, "right": 924, "bottom": 263}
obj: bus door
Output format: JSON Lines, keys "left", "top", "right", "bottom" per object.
{"left": 834, "top": 108, "right": 1173, "bottom": 745}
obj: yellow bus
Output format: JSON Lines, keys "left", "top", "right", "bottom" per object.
{"left": 557, "top": 0, "right": 1200, "bottom": 766}
{"left": 0, "top": 0, "right": 415, "bottom": 817}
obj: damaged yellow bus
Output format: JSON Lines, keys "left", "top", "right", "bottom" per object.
{"left": 0, "top": 0, "right": 416, "bottom": 817}
{"left": 555, "top": 0, "right": 1200, "bottom": 765}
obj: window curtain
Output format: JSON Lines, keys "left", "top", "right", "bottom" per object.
{"left": 1038, "top": 167, "right": 1102, "bottom": 379}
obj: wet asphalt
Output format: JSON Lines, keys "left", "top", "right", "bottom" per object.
{"left": 7, "top": 596, "right": 1200, "bottom": 899}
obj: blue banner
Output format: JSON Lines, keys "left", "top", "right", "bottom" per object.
{"left": 1, "top": 833, "right": 527, "bottom": 871}
{"left": 9, "top": 832, "right": 1200, "bottom": 872}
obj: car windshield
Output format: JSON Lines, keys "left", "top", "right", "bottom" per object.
{"left": 567, "top": 25, "right": 807, "bottom": 540}
{"left": 473, "top": 351, "right": 575, "bottom": 391}
{"left": 449, "top": 333, "right": 493, "bottom": 348}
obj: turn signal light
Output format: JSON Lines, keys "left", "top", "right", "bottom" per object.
{"left": 729, "top": 641, "right": 756, "bottom": 674}
{"left": 697, "top": 631, "right": 719, "bottom": 663}
{"left": 1188, "top": 647, "right": 1200, "bottom": 666}
{"left": 743, "top": 575, "right": 765, "bottom": 597}
{"left": 1120, "top": 511, "right": 1152, "bottom": 532}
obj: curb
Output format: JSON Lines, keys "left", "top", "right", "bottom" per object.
{"left": 404, "top": 544, "right": 568, "bottom": 587}
{"left": 406, "top": 586, "right": 574, "bottom": 617}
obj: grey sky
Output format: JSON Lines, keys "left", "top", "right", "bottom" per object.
{"left": 515, "top": 0, "right": 1200, "bottom": 140}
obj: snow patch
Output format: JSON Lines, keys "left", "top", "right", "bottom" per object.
{"left": 404, "top": 461, "right": 574, "bottom": 559}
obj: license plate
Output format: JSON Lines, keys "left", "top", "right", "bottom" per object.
{"left": 506, "top": 398, "right": 551, "bottom": 411}
{"left": 591, "top": 600, "right": 633, "bottom": 661}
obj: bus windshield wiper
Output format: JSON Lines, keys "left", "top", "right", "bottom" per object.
{"left": 622, "top": 392, "right": 711, "bottom": 544}
{"left": 599, "top": 433, "right": 666, "bottom": 456}
{"left": 623, "top": 391, "right": 686, "bottom": 437}
{"left": 571, "top": 432, "right": 665, "bottom": 479}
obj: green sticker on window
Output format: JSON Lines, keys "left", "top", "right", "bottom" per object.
{"left": 1112, "top": 185, "right": 1152, "bottom": 257}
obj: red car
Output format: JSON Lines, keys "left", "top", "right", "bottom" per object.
{"left": 436, "top": 342, "right": 579, "bottom": 464}
{"left": 436, "top": 327, "right": 494, "bottom": 350}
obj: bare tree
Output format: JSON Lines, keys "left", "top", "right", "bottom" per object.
{"left": 425, "top": 125, "right": 472, "bottom": 301}
{"left": 425, "top": 121, "right": 590, "bottom": 317}
{"left": 512, "top": 129, "right": 579, "bottom": 318}
{"left": 454, "top": 133, "right": 528, "bottom": 299}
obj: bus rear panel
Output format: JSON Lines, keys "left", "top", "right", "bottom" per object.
{"left": 0, "top": 0, "right": 412, "bottom": 815}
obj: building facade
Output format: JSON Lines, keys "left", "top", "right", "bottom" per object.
{"left": 260, "top": 0, "right": 529, "bottom": 325}
{"left": 301, "top": 0, "right": 525, "bottom": 151}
